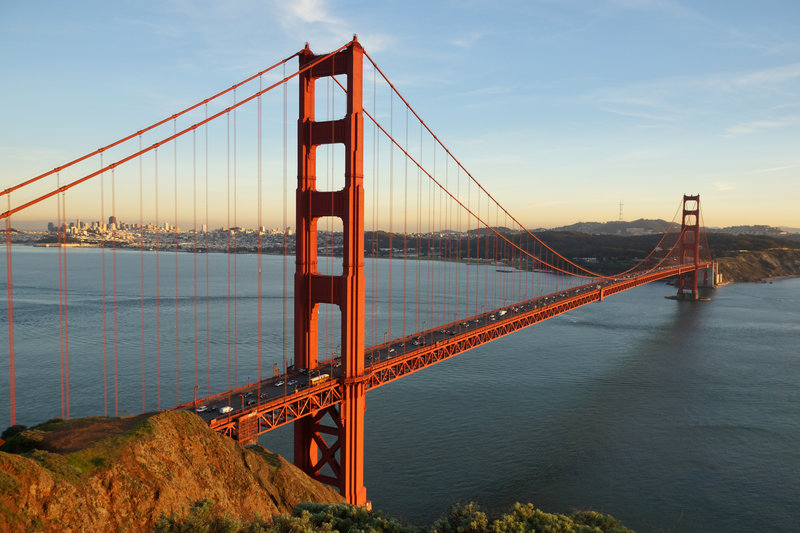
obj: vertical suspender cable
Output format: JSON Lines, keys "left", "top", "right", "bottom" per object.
{"left": 483, "top": 194, "right": 488, "bottom": 314}
{"left": 438, "top": 153, "right": 443, "bottom": 325}
{"left": 155, "top": 148, "right": 161, "bottom": 410}
{"left": 5, "top": 195, "right": 15, "bottom": 426}
{"left": 457, "top": 167, "right": 462, "bottom": 320}
{"left": 328, "top": 74, "right": 334, "bottom": 363}
{"left": 205, "top": 104, "right": 211, "bottom": 396}
{"left": 112, "top": 167, "right": 117, "bottom": 418}
{"left": 447, "top": 162, "right": 461, "bottom": 322}
{"left": 445, "top": 157, "right": 450, "bottom": 324}
{"left": 233, "top": 90, "right": 238, "bottom": 388}
{"left": 328, "top": 73, "right": 334, "bottom": 362}
{"left": 370, "top": 68, "right": 377, "bottom": 347}
{"left": 193, "top": 128, "right": 199, "bottom": 397}
{"left": 515, "top": 216, "right": 520, "bottom": 303}
{"left": 528, "top": 237, "right": 532, "bottom": 300}
{"left": 57, "top": 173, "right": 64, "bottom": 419}
{"left": 428, "top": 167, "right": 433, "bottom": 329}
{"left": 373, "top": 81, "right": 380, "bottom": 347}
{"left": 63, "top": 185, "right": 70, "bottom": 419}
{"left": 416, "top": 123, "right": 421, "bottom": 333}
{"left": 466, "top": 174, "right": 471, "bottom": 317}
{"left": 372, "top": 84, "right": 381, "bottom": 345}
{"left": 444, "top": 159, "right": 449, "bottom": 323}
{"left": 140, "top": 136, "right": 146, "bottom": 412}
{"left": 473, "top": 183, "right": 479, "bottom": 314}
{"left": 282, "top": 63, "right": 288, "bottom": 377}
{"left": 174, "top": 119, "right": 180, "bottom": 405}
{"left": 434, "top": 145, "right": 439, "bottom": 326}
{"left": 100, "top": 158, "right": 108, "bottom": 416}
{"left": 388, "top": 89, "right": 393, "bottom": 341}
{"left": 257, "top": 76, "right": 263, "bottom": 387}
{"left": 493, "top": 204, "right": 498, "bottom": 308}
{"left": 402, "top": 106, "right": 408, "bottom": 339}
{"left": 226, "top": 112, "right": 232, "bottom": 397}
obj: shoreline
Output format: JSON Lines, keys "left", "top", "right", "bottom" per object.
{"left": 12, "top": 241, "right": 800, "bottom": 285}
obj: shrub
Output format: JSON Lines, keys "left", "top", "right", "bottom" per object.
{"left": 1, "top": 424, "right": 27, "bottom": 441}
{"left": 430, "top": 502, "right": 489, "bottom": 533}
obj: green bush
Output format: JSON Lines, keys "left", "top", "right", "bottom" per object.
{"left": 155, "top": 499, "right": 256, "bottom": 533}
{"left": 152, "top": 501, "right": 633, "bottom": 533}
{"left": 430, "top": 502, "right": 488, "bottom": 533}
{"left": 1, "top": 424, "right": 27, "bottom": 441}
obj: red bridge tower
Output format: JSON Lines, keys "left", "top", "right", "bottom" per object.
{"left": 677, "top": 194, "right": 701, "bottom": 299}
{"left": 294, "top": 39, "right": 367, "bottom": 506}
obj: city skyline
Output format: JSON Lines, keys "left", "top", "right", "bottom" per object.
{"left": 2, "top": 1, "right": 799, "bottom": 229}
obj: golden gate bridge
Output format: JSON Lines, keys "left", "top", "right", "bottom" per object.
{"left": 1, "top": 37, "right": 714, "bottom": 505}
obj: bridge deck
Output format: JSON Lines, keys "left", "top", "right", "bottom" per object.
{"left": 175, "top": 263, "right": 710, "bottom": 441}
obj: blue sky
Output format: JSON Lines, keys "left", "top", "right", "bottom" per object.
{"left": 2, "top": 0, "right": 799, "bottom": 229}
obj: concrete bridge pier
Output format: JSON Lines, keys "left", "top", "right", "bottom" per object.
{"left": 699, "top": 261, "right": 720, "bottom": 288}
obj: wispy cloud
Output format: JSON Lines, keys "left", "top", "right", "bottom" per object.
{"left": 284, "top": 0, "right": 339, "bottom": 24}
{"left": 590, "top": 84, "right": 700, "bottom": 122}
{"left": 755, "top": 164, "right": 796, "bottom": 174}
{"left": 596, "top": 105, "right": 681, "bottom": 122}
{"left": 589, "top": 61, "right": 800, "bottom": 128}
{"left": 449, "top": 31, "right": 488, "bottom": 49}
{"left": 716, "top": 34, "right": 800, "bottom": 58}
{"left": 725, "top": 62, "right": 800, "bottom": 90}
{"left": 607, "top": 0, "right": 704, "bottom": 20}
{"left": 458, "top": 85, "right": 516, "bottom": 98}
{"left": 270, "top": 0, "right": 391, "bottom": 53}
{"left": 608, "top": 148, "right": 669, "bottom": 162}
{"left": 712, "top": 181, "right": 733, "bottom": 191}
{"left": 724, "top": 118, "right": 794, "bottom": 137}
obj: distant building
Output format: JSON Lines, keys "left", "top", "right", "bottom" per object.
{"left": 624, "top": 227, "right": 652, "bottom": 235}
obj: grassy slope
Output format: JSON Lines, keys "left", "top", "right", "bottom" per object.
{"left": 0, "top": 411, "right": 343, "bottom": 531}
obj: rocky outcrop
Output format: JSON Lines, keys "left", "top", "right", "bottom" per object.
{"left": 716, "top": 248, "right": 800, "bottom": 283}
{"left": 0, "top": 411, "right": 343, "bottom": 532}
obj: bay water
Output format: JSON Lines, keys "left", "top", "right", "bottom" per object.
{"left": 1, "top": 246, "right": 798, "bottom": 531}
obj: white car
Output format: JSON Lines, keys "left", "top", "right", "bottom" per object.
{"left": 195, "top": 405, "right": 208, "bottom": 413}
{"left": 219, "top": 406, "right": 233, "bottom": 414}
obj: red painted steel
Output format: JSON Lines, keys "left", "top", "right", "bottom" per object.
{"left": 678, "top": 195, "right": 701, "bottom": 299}
{"left": 181, "top": 263, "right": 712, "bottom": 440}
{"left": 0, "top": 54, "right": 299, "bottom": 201}
{"left": 3, "top": 37, "right": 719, "bottom": 508}
{"left": 293, "top": 38, "right": 367, "bottom": 506}
{"left": 0, "top": 46, "right": 349, "bottom": 224}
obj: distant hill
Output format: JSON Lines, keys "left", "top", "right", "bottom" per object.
{"left": 548, "top": 220, "right": 792, "bottom": 238}
{"left": 708, "top": 224, "right": 787, "bottom": 236}
{"left": 550, "top": 219, "right": 670, "bottom": 235}
{"left": 717, "top": 249, "right": 800, "bottom": 283}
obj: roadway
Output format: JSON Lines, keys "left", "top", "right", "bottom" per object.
{"left": 184, "top": 274, "right": 625, "bottom": 423}
{"left": 180, "top": 262, "right": 711, "bottom": 435}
